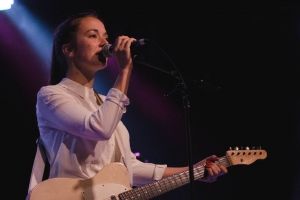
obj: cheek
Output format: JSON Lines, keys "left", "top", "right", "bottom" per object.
{"left": 74, "top": 37, "right": 97, "bottom": 55}
{"left": 75, "top": 43, "right": 95, "bottom": 59}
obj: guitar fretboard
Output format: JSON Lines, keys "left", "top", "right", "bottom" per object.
{"left": 118, "top": 156, "right": 230, "bottom": 200}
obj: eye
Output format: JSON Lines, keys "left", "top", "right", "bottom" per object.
{"left": 89, "top": 34, "right": 97, "bottom": 38}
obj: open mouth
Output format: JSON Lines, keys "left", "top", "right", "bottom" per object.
{"left": 97, "top": 52, "right": 107, "bottom": 64}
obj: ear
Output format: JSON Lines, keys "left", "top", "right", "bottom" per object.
{"left": 62, "top": 43, "right": 75, "bottom": 58}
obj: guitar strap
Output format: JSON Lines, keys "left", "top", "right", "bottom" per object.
{"left": 27, "top": 137, "right": 48, "bottom": 197}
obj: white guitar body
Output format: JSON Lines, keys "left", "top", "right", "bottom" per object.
{"left": 83, "top": 183, "right": 128, "bottom": 200}
{"left": 29, "top": 162, "right": 131, "bottom": 200}
{"left": 29, "top": 149, "right": 267, "bottom": 200}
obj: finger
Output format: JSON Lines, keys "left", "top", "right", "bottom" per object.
{"left": 219, "top": 164, "right": 228, "bottom": 174}
{"left": 118, "top": 36, "right": 129, "bottom": 50}
{"left": 123, "top": 38, "right": 136, "bottom": 51}
{"left": 207, "top": 162, "right": 223, "bottom": 175}
{"left": 205, "top": 155, "right": 218, "bottom": 163}
{"left": 211, "top": 165, "right": 221, "bottom": 175}
{"left": 113, "top": 36, "right": 122, "bottom": 51}
{"left": 114, "top": 36, "right": 129, "bottom": 51}
{"left": 205, "top": 167, "right": 213, "bottom": 176}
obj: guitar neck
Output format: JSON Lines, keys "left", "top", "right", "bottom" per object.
{"left": 118, "top": 156, "right": 230, "bottom": 200}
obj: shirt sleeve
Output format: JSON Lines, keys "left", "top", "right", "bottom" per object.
{"left": 37, "top": 86, "right": 129, "bottom": 140}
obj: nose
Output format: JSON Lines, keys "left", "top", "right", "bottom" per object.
{"left": 99, "top": 38, "right": 109, "bottom": 47}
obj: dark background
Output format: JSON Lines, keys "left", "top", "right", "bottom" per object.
{"left": 1, "top": 0, "right": 299, "bottom": 199}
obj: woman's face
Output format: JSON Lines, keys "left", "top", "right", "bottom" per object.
{"left": 70, "top": 16, "right": 109, "bottom": 74}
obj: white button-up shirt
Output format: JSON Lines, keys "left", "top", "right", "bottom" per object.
{"left": 36, "top": 78, "right": 166, "bottom": 186}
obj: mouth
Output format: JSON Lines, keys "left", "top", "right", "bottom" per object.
{"left": 97, "top": 52, "right": 107, "bottom": 64}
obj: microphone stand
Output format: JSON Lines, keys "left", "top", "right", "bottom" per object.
{"left": 134, "top": 60, "right": 195, "bottom": 200}
{"left": 177, "top": 78, "right": 194, "bottom": 200}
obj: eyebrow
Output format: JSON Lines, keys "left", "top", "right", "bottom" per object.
{"left": 86, "top": 29, "right": 108, "bottom": 38}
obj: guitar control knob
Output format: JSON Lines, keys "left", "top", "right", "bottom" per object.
{"left": 111, "top": 196, "right": 117, "bottom": 200}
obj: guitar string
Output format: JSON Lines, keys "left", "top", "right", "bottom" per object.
{"left": 119, "top": 153, "right": 267, "bottom": 199}
{"left": 119, "top": 157, "right": 230, "bottom": 199}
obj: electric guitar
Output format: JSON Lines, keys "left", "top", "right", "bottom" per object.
{"left": 29, "top": 148, "right": 267, "bottom": 200}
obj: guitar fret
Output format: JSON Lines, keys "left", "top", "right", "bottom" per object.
{"left": 219, "top": 156, "right": 230, "bottom": 167}
{"left": 150, "top": 183, "right": 157, "bottom": 197}
{"left": 159, "top": 179, "right": 167, "bottom": 193}
{"left": 149, "top": 184, "right": 156, "bottom": 197}
{"left": 183, "top": 171, "right": 190, "bottom": 182}
{"left": 152, "top": 182, "right": 160, "bottom": 196}
{"left": 194, "top": 165, "right": 205, "bottom": 180}
{"left": 135, "top": 187, "right": 148, "bottom": 199}
{"left": 133, "top": 188, "right": 142, "bottom": 199}
{"left": 118, "top": 192, "right": 125, "bottom": 200}
{"left": 174, "top": 176, "right": 182, "bottom": 187}
{"left": 168, "top": 177, "right": 176, "bottom": 189}
{"left": 119, "top": 190, "right": 131, "bottom": 200}
{"left": 166, "top": 176, "right": 177, "bottom": 189}
{"left": 175, "top": 174, "right": 181, "bottom": 184}
{"left": 178, "top": 172, "right": 185, "bottom": 185}
{"left": 141, "top": 186, "right": 151, "bottom": 199}
{"left": 145, "top": 183, "right": 154, "bottom": 197}
{"left": 135, "top": 186, "right": 148, "bottom": 199}
{"left": 146, "top": 183, "right": 154, "bottom": 198}
{"left": 154, "top": 181, "right": 162, "bottom": 195}
{"left": 144, "top": 182, "right": 155, "bottom": 198}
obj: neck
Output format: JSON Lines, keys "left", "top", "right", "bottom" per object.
{"left": 66, "top": 67, "right": 95, "bottom": 88}
{"left": 67, "top": 76, "right": 94, "bottom": 88}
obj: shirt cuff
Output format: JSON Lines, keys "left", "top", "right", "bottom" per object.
{"left": 106, "top": 88, "right": 130, "bottom": 112}
{"left": 153, "top": 164, "right": 167, "bottom": 181}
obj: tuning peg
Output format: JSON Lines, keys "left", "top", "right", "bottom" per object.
{"left": 234, "top": 146, "right": 239, "bottom": 150}
{"left": 229, "top": 147, "right": 233, "bottom": 150}
{"left": 245, "top": 146, "right": 250, "bottom": 150}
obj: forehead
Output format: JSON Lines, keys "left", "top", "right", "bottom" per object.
{"left": 77, "top": 16, "right": 106, "bottom": 32}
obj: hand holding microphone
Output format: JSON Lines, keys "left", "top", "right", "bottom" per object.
{"left": 99, "top": 38, "right": 148, "bottom": 58}
{"left": 101, "top": 36, "right": 148, "bottom": 93}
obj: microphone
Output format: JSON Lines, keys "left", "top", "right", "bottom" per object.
{"left": 100, "top": 38, "right": 148, "bottom": 58}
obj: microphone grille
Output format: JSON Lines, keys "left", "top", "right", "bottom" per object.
{"left": 101, "top": 43, "right": 113, "bottom": 58}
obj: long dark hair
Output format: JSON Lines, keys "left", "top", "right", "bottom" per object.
{"left": 50, "top": 10, "right": 100, "bottom": 85}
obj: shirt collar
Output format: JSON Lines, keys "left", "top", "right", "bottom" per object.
{"left": 59, "top": 78, "right": 94, "bottom": 99}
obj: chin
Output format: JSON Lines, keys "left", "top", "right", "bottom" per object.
{"left": 96, "top": 63, "right": 107, "bottom": 71}
{"left": 99, "top": 64, "right": 107, "bottom": 70}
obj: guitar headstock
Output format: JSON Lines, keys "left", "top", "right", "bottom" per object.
{"left": 226, "top": 146, "right": 267, "bottom": 166}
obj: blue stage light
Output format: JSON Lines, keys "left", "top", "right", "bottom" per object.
{"left": 0, "top": 0, "right": 14, "bottom": 11}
